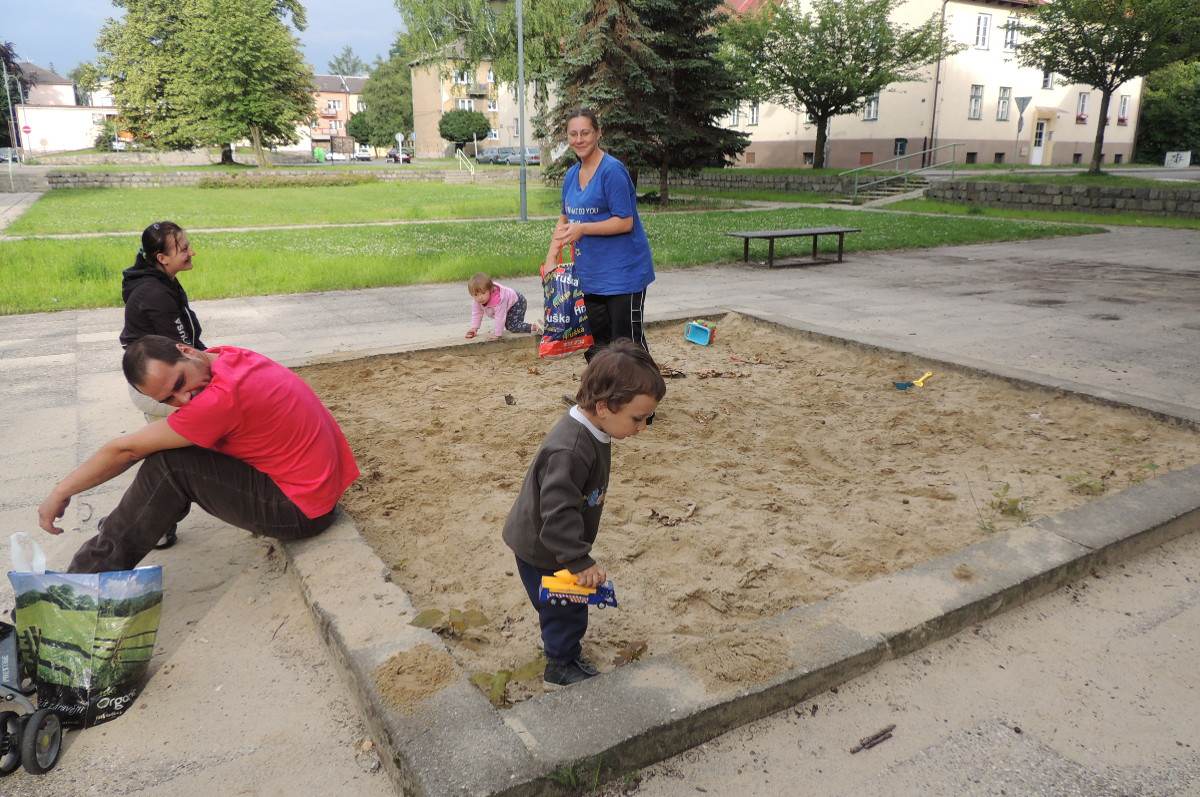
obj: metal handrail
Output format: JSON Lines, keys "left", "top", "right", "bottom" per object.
{"left": 840, "top": 143, "right": 958, "bottom": 203}
{"left": 455, "top": 148, "right": 476, "bottom": 177}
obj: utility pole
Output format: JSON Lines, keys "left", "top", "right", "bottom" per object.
{"left": 516, "top": 0, "right": 528, "bottom": 221}
{"left": 2, "top": 60, "right": 18, "bottom": 191}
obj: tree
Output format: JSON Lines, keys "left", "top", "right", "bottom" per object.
{"left": 438, "top": 108, "right": 491, "bottom": 149}
{"left": 347, "top": 111, "right": 373, "bottom": 145}
{"left": 1135, "top": 60, "right": 1200, "bottom": 163}
{"left": 1017, "top": 0, "right": 1200, "bottom": 174}
{"left": 328, "top": 44, "right": 369, "bottom": 76}
{"left": 551, "top": 0, "right": 666, "bottom": 184}
{"left": 722, "top": 0, "right": 955, "bottom": 169}
{"left": 361, "top": 45, "right": 415, "bottom": 149}
{"left": 68, "top": 62, "right": 102, "bottom": 106}
{"left": 173, "top": 0, "right": 315, "bottom": 165}
{"left": 636, "top": 0, "right": 748, "bottom": 202}
{"left": 97, "top": 0, "right": 307, "bottom": 151}
{"left": 1, "top": 41, "right": 27, "bottom": 148}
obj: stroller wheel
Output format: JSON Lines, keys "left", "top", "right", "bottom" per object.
{"left": 20, "top": 709, "right": 62, "bottom": 774}
{"left": 0, "top": 711, "right": 22, "bottom": 775}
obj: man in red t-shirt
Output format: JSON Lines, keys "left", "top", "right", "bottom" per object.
{"left": 37, "top": 335, "right": 360, "bottom": 573}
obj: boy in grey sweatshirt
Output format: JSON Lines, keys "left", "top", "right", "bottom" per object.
{"left": 503, "top": 340, "right": 666, "bottom": 689}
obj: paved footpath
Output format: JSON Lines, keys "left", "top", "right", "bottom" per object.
{"left": 0, "top": 225, "right": 1197, "bottom": 794}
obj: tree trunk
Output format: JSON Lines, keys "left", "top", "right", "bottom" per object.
{"left": 814, "top": 117, "right": 830, "bottom": 169}
{"left": 1089, "top": 90, "right": 1113, "bottom": 175}
{"left": 659, "top": 163, "right": 670, "bottom": 206}
{"left": 249, "top": 126, "right": 270, "bottom": 168}
{"left": 220, "top": 143, "right": 234, "bottom": 164}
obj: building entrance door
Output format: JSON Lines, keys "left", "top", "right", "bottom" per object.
{"left": 1031, "top": 120, "right": 1046, "bottom": 165}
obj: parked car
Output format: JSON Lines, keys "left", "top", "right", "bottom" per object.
{"left": 385, "top": 147, "right": 412, "bottom": 163}
{"left": 326, "top": 151, "right": 349, "bottom": 161}
{"left": 111, "top": 139, "right": 128, "bottom": 151}
{"left": 353, "top": 145, "right": 372, "bottom": 161}
{"left": 0, "top": 147, "right": 19, "bottom": 163}
{"left": 505, "top": 147, "right": 541, "bottom": 165}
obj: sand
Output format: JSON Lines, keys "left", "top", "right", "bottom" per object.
{"left": 300, "top": 313, "right": 1200, "bottom": 703}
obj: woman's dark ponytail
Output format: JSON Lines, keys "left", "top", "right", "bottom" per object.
{"left": 136, "top": 221, "right": 185, "bottom": 272}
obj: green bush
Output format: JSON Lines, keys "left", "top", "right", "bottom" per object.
{"left": 198, "top": 171, "right": 379, "bottom": 189}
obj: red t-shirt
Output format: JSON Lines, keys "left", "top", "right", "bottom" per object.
{"left": 167, "top": 346, "right": 359, "bottom": 518}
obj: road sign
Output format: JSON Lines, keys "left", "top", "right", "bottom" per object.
{"left": 21, "top": 125, "right": 31, "bottom": 134}
{"left": 1015, "top": 96, "right": 1032, "bottom": 116}
{"left": 395, "top": 132, "right": 404, "bottom": 145}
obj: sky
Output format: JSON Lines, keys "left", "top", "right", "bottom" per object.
{"left": 4, "top": 0, "right": 405, "bottom": 78}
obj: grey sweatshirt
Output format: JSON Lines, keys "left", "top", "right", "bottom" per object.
{"left": 502, "top": 410, "right": 611, "bottom": 573}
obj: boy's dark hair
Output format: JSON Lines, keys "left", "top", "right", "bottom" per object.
{"left": 575, "top": 340, "right": 666, "bottom": 412}
{"left": 467, "top": 272, "right": 494, "bottom": 294}
{"left": 135, "top": 221, "right": 186, "bottom": 273}
{"left": 123, "top": 334, "right": 186, "bottom": 387}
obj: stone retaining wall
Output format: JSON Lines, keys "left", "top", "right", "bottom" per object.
{"left": 927, "top": 179, "right": 1200, "bottom": 217}
{"left": 669, "top": 171, "right": 851, "bottom": 193}
{"left": 43, "top": 168, "right": 524, "bottom": 190}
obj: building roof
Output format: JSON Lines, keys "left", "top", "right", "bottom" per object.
{"left": 17, "top": 62, "right": 71, "bottom": 85}
{"left": 313, "top": 74, "right": 369, "bottom": 94}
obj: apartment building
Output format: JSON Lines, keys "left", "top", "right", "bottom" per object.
{"left": 410, "top": 59, "right": 538, "bottom": 159}
{"left": 13, "top": 63, "right": 119, "bottom": 154}
{"left": 725, "top": 0, "right": 1143, "bottom": 168}
{"left": 304, "top": 73, "right": 369, "bottom": 155}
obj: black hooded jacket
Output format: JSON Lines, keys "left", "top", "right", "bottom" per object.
{"left": 119, "top": 262, "right": 205, "bottom": 350}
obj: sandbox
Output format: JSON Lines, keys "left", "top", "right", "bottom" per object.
{"left": 300, "top": 313, "right": 1200, "bottom": 708}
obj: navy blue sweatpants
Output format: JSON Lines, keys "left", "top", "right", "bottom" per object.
{"left": 514, "top": 555, "right": 588, "bottom": 663}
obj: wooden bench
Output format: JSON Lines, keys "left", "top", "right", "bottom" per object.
{"left": 726, "top": 226, "right": 861, "bottom": 268}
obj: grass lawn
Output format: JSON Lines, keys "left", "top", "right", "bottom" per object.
{"left": 959, "top": 172, "right": 1196, "bottom": 188}
{"left": 673, "top": 187, "right": 840, "bottom": 204}
{"left": 883, "top": 198, "right": 1200, "bottom": 230}
{"left": 7, "top": 183, "right": 567, "bottom": 234}
{"left": 0, "top": 207, "right": 1098, "bottom": 315}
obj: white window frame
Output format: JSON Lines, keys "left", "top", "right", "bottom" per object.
{"left": 862, "top": 93, "right": 879, "bottom": 121}
{"left": 730, "top": 106, "right": 740, "bottom": 126}
{"left": 1118, "top": 94, "right": 1130, "bottom": 123}
{"left": 456, "top": 98, "right": 474, "bottom": 111}
{"left": 487, "top": 128, "right": 499, "bottom": 140}
{"left": 1042, "top": 70, "right": 1053, "bottom": 90}
{"left": 356, "top": 100, "right": 366, "bottom": 113}
{"left": 968, "top": 84, "right": 984, "bottom": 120}
{"left": 975, "top": 14, "right": 991, "bottom": 49}
{"left": 486, "top": 98, "right": 498, "bottom": 112}
{"left": 749, "top": 102, "right": 759, "bottom": 126}
{"left": 486, "top": 69, "right": 495, "bottom": 83}
{"left": 513, "top": 117, "right": 520, "bottom": 135}
{"left": 1077, "top": 91, "right": 1089, "bottom": 116}
{"left": 454, "top": 70, "right": 471, "bottom": 85}
{"left": 1003, "top": 17, "right": 1018, "bottom": 49}
{"left": 325, "top": 99, "right": 342, "bottom": 113}
{"left": 996, "top": 86, "right": 1011, "bottom": 121}
{"left": 329, "top": 119, "right": 339, "bottom": 132}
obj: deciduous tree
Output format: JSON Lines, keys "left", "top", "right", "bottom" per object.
{"left": 722, "top": 0, "right": 954, "bottom": 169}
{"left": 361, "top": 45, "right": 415, "bottom": 149}
{"left": 1135, "top": 60, "right": 1200, "bottom": 163}
{"left": 438, "top": 108, "right": 491, "bottom": 148}
{"left": 1017, "top": 0, "right": 1200, "bottom": 174}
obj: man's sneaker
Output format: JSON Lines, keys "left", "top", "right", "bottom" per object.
{"left": 154, "top": 529, "right": 178, "bottom": 550}
{"left": 544, "top": 657, "right": 599, "bottom": 690}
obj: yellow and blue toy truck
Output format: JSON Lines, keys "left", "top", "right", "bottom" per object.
{"left": 539, "top": 570, "right": 619, "bottom": 609}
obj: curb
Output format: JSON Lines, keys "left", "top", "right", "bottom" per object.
{"left": 282, "top": 314, "right": 1200, "bottom": 796}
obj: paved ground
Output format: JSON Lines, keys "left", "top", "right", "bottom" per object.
{"left": 0, "top": 222, "right": 1197, "bottom": 793}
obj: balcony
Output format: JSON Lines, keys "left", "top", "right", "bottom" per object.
{"left": 467, "top": 83, "right": 489, "bottom": 97}
{"left": 319, "top": 108, "right": 339, "bottom": 118}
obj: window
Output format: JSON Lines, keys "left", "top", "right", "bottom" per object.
{"left": 1114, "top": 153, "right": 1123, "bottom": 164}
{"left": 1003, "top": 18, "right": 1018, "bottom": 49}
{"left": 745, "top": 151, "right": 756, "bottom": 164}
{"left": 356, "top": 100, "right": 366, "bottom": 113}
{"left": 454, "top": 70, "right": 471, "bottom": 84}
{"left": 324, "top": 99, "right": 342, "bottom": 113}
{"left": 1076, "top": 91, "right": 1089, "bottom": 123}
{"left": 1072, "top": 153, "right": 1082, "bottom": 164}
{"left": 805, "top": 108, "right": 814, "bottom": 124}
{"left": 487, "top": 98, "right": 498, "bottom": 112}
{"left": 730, "top": 106, "right": 740, "bottom": 126}
{"left": 456, "top": 98, "right": 474, "bottom": 111}
{"left": 329, "top": 119, "right": 339, "bottom": 132}
{"left": 803, "top": 152, "right": 815, "bottom": 165}
{"left": 863, "top": 92, "right": 879, "bottom": 121}
{"left": 1118, "top": 94, "right": 1130, "bottom": 124}
{"left": 996, "top": 86, "right": 1011, "bottom": 121}
{"left": 975, "top": 14, "right": 991, "bottom": 49}
{"left": 894, "top": 138, "right": 907, "bottom": 156}
{"left": 968, "top": 84, "right": 984, "bottom": 120}
{"left": 487, "top": 129, "right": 499, "bottom": 140}
{"left": 994, "top": 152, "right": 1005, "bottom": 164}
{"left": 749, "top": 102, "right": 759, "bottom": 126}
{"left": 965, "top": 151, "right": 978, "bottom": 164}
{"left": 1042, "top": 70, "right": 1053, "bottom": 90}
{"left": 486, "top": 69, "right": 495, "bottom": 83}
{"left": 513, "top": 117, "right": 520, "bottom": 135}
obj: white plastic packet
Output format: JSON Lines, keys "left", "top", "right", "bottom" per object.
{"left": 9, "top": 532, "right": 47, "bottom": 574}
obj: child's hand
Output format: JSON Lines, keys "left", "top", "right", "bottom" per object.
{"left": 465, "top": 329, "right": 477, "bottom": 339}
{"left": 573, "top": 564, "right": 607, "bottom": 588}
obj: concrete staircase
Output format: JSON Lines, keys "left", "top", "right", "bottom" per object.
{"left": 442, "top": 171, "right": 475, "bottom": 185}
{"left": 830, "top": 174, "right": 929, "bottom": 205}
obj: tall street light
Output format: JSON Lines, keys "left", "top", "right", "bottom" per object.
{"left": 515, "top": 0, "right": 528, "bottom": 221}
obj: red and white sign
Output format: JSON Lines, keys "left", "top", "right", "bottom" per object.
{"left": 21, "top": 125, "right": 31, "bottom": 134}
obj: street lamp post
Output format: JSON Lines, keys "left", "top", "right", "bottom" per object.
{"left": 516, "top": 0, "right": 528, "bottom": 222}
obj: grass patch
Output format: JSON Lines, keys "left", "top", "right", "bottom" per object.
{"left": 0, "top": 207, "right": 1098, "bottom": 315}
{"left": 884, "top": 198, "right": 1200, "bottom": 230}
{"left": 8, "top": 183, "right": 565, "bottom": 234}
{"left": 960, "top": 172, "right": 1196, "bottom": 188}
{"left": 674, "top": 187, "right": 839, "bottom": 203}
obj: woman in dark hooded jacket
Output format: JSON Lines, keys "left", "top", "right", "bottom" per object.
{"left": 120, "top": 220, "right": 206, "bottom": 549}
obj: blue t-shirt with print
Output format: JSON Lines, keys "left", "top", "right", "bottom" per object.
{"left": 561, "top": 154, "right": 655, "bottom": 296}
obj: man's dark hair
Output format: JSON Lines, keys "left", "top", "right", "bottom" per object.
{"left": 123, "top": 334, "right": 186, "bottom": 387}
{"left": 575, "top": 340, "right": 666, "bottom": 412}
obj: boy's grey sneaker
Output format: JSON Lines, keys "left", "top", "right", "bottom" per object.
{"left": 544, "top": 657, "right": 598, "bottom": 690}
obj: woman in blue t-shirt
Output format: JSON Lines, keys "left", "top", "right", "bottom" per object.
{"left": 544, "top": 108, "right": 655, "bottom": 361}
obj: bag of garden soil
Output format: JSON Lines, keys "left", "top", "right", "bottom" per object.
{"left": 539, "top": 246, "right": 594, "bottom": 359}
{"left": 7, "top": 567, "right": 163, "bottom": 728}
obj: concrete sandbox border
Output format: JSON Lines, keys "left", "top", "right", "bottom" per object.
{"left": 281, "top": 310, "right": 1200, "bottom": 796}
